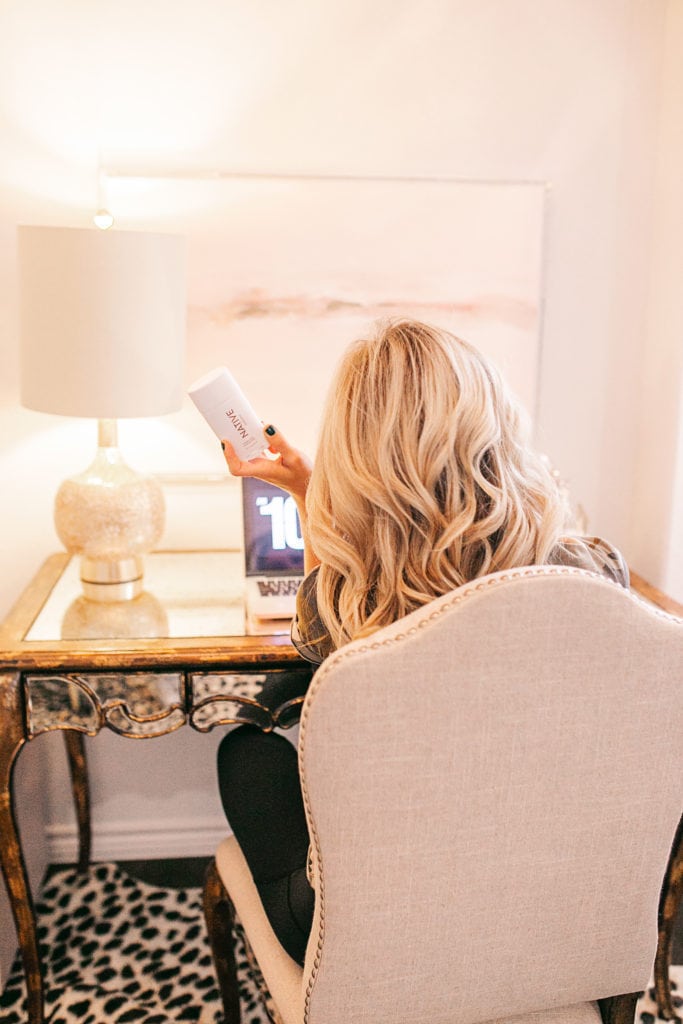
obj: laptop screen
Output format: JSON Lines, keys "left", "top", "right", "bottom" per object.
{"left": 241, "top": 477, "right": 305, "bottom": 577}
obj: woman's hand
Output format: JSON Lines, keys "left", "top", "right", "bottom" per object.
{"left": 221, "top": 425, "right": 313, "bottom": 503}
{"left": 223, "top": 425, "right": 320, "bottom": 573}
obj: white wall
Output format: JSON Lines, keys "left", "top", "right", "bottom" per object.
{"left": 0, "top": 0, "right": 674, "bottom": 613}
{"left": 1, "top": 0, "right": 681, "bottom": 983}
{"left": 670, "top": 410, "right": 683, "bottom": 599}
{"left": 630, "top": 0, "right": 683, "bottom": 600}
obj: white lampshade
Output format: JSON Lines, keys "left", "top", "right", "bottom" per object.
{"left": 18, "top": 225, "right": 186, "bottom": 418}
{"left": 17, "top": 224, "right": 187, "bottom": 601}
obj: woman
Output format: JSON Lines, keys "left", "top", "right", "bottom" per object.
{"left": 216, "top": 319, "right": 628, "bottom": 964}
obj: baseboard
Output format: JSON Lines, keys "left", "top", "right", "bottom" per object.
{"left": 46, "top": 817, "right": 232, "bottom": 863}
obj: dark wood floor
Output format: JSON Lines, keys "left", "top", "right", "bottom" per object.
{"left": 116, "top": 856, "right": 212, "bottom": 890}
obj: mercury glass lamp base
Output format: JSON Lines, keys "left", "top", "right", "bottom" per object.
{"left": 54, "top": 419, "right": 164, "bottom": 603}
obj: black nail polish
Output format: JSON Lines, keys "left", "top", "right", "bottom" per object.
{"left": 265, "top": 425, "right": 276, "bottom": 437}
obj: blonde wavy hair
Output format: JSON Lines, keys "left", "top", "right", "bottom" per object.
{"left": 306, "top": 319, "right": 569, "bottom": 649}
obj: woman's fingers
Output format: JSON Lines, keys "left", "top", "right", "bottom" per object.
{"left": 262, "top": 424, "right": 297, "bottom": 460}
{"left": 221, "top": 439, "right": 277, "bottom": 478}
{"left": 262, "top": 426, "right": 313, "bottom": 497}
{"left": 220, "top": 427, "right": 312, "bottom": 500}
{"left": 220, "top": 439, "right": 244, "bottom": 474}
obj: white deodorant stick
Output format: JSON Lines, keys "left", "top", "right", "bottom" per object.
{"left": 188, "top": 367, "right": 266, "bottom": 461}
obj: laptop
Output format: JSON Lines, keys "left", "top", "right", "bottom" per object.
{"left": 242, "top": 477, "right": 305, "bottom": 620}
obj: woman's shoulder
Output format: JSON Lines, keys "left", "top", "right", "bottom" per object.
{"left": 547, "top": 535, "right": 630, "bottom": 589}
{"left": 290, "top": 566, "right": 333, "bottom": 666}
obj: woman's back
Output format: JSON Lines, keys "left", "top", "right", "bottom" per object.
{"left": 216, "top": 317, "right": 631, "bottom": 967}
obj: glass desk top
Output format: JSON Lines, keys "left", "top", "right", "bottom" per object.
{"left": 0, "top": 550, "right": 311, "bottom": 736}
{"left": 24, "top": 551, "right": 290, "bottom": 643}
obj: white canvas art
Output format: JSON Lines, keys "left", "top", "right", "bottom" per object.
{"left": 106, "top": 174, "right": 549, "bottom": 548}
{"left": 110, "top": 174, "right": 547, "bottom": 457}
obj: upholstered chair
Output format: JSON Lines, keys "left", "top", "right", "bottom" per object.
{"left": 203, "top": 566, "right": 683, "bottom": 1024}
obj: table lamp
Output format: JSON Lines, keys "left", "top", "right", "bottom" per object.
{"left": 18, "top": 225, "right": 187, "bottom": 601}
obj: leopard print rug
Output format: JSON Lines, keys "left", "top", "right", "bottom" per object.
{"left": 0, "top": 860, "right": 680, "bottom": 1024}
{"left": 0, "top": 862, "right": 268, "bottom": 1024}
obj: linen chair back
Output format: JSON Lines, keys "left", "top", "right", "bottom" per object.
{"left": 298, "top": 567, "right": 683, "bottom": 1024}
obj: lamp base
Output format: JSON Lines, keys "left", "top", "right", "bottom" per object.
{"left": 54, "top": 420, "right": 164, "bottom": 602}
{"left": 80, "top": 556, "right": 144, "bottom": 602}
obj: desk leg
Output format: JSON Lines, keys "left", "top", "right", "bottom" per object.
{"left": 0, "top": 671, "right": 44, "bottom": 1024}
{"left": 655, "top": 813, "right": 683, "bottom": 1021}
{"left": 63, "top": 732, "right": 91, "bottom": 872}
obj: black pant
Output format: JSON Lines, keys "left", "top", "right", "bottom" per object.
{"left": 216, "top": 726, "right": 315, "bottom": 966}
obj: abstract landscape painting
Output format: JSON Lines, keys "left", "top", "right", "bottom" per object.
{"left": 111, "top": 174, "right": 547, "bottom": 453}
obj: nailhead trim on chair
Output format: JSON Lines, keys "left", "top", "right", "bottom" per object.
{"left": 297, "top": 565, "right": 681, "bottom": 1023}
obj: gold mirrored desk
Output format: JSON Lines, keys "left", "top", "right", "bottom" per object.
{"left": 0, "top": 550, "right": 313, "bottom": 1024}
